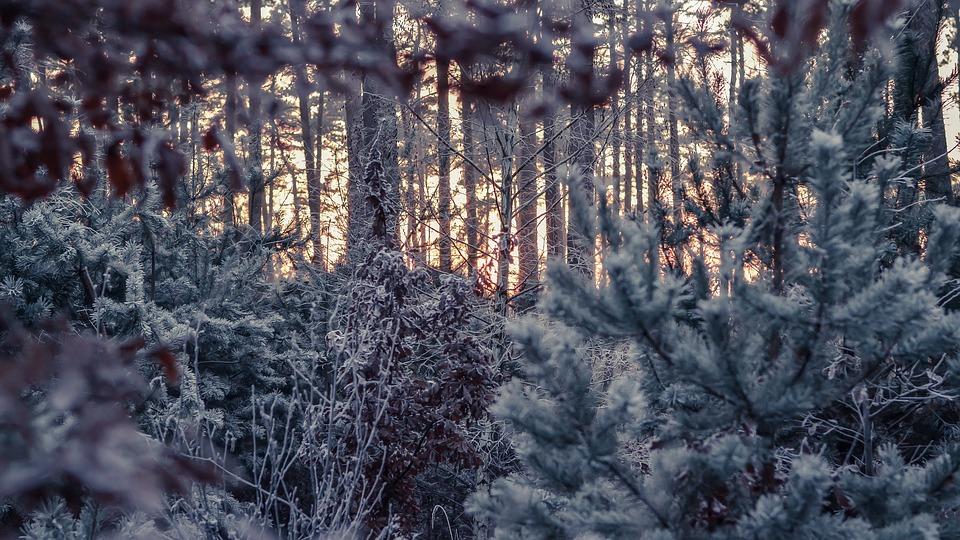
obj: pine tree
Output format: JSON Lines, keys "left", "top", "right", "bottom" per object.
{"left": 472, "top": 4, "right": 960, "bottom": 538}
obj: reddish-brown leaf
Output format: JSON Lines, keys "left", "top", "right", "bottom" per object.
{"left": 149, "top": 346, "right": 178, "bottom": 384}
{"left": 105, "top": 141, "right": 134, "bottom": 197}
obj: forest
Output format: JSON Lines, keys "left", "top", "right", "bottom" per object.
{"left": 4, "top": 0, "right": 960, "bottom": 538}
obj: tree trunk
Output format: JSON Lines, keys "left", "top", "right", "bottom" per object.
{"left": 516, "top": 96, "right": 539, "bottom": 308}
{"left": 623, "top": 12, "right": 634, "bottom": 214}
{"left": 609, "top": 12, "right": 622, "bottom": 209}
{"left": 915, "top": 0, "right": 952, "bottom": 204}
{"left": 496, "top": 115, "right": 515, "bottom": 314}
{"left": 316, "top": 85, "right": 327, "bottom": 267}
{"left": 437, "top": 55, "right": 453, "bottom": 273}
{"left": 346, "top": 84, "right": 364, "bottom": 254}
{"left": 223, "top": 75, "right": 238, "bottom": 229}
{"left": 288, "top": 0, "right": 320, "bottom": 260}
{"left": 542, "top": 55, "right": 564, "bottom": 260}
{"left": 665, "top": 4, "right": 684, "bottom": 270}
{"left": 566, "top": 8, "right": 597, "bottom": 278}
{"left": 644, "top": 47, "right": 658, "bottom": 221}
{"left": 729, "top": 3, "right": 743, "bottom": 188}
{"left": 356, "top": 0, "right": 400, "bottom": 253}
{"left": 461, "top": 92, "right": 480, "bottom": 274}
{"left": 247, "top": 0, "right": 264, "bottom": 234}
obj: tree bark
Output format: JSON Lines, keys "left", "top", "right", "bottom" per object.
{"left": 665, "top": 4, "right": 684, "bottom": 270}
{"left": 516, "top": 95, "right": 539, "bottom": 307}
{"left": 247, "top": 0, "right": 265, "bottom": 234}
{"left": 914, "top": 0, "right": 952, "bottom": 204}
{"left": 437, "top": 54, "right": 453, "bottom": 272}
{"left": 223, "top": 75, "right": 238, "bottom": 229}
{"left": 461, "top": 91, "right": 480, "bottom": 274}
{"left": 622, "top": 8, "right": 634, "bottom": 214}
{"left": 495, "top": 113, "right": 515, "bottom": 314}
{"left": 566, "top": 6, "right": 597, "bottom": 278}
{"left": 542, "top": 55, "right": 564, "bottom": 260}
{"left": 644, "top": 47, "right": 659, "bottom": 221}
{"left": 288, "top": 0, "right": 322, "bottom": 261}
{"left": 609, "top": 11, "right": 622, "bottom": 209}
{"left": 354, "top": 0, "right": 400, "bottom": 254}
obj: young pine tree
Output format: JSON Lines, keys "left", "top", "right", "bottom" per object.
{"left": 471, "top": 4, "right": 960, "bottom": 539}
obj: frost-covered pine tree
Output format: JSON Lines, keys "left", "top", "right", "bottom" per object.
{"left": 471, "top": 2, "right": 960, "bottom": 538}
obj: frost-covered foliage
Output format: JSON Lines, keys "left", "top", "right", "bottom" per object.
{"left": 4, "top": 0, "right": 960, "bottom": 537}
{"left": 328, "top": 249, "right": 497, "bottom": 532}
{"left": 472, "top": 5, "right": 960, "bottom": 539}
{"left": 0, "top": 173, "right": 498, "bottom": 537}
{"left": 0, "top": 311, "right": 211, "bottom": 532}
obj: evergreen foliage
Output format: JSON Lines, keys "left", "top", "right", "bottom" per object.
{"left": 472, "top": 5, "right": 960, "bottom": 539}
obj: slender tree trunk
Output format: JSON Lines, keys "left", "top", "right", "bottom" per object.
{"left": 288, "top": 0, "right": 319, "bottom": 259}
{"left": 623, "top": 14, "right": 634, "bottom": 214}
{"left": 479, "top": 108, "right": 494, "bottom": 264}
{"left": 188, "top": 105, "right": 200, "bottom": 220}
{"left": 356, "top": 0, "right": 400, "bottom": 253}
{"left": 665, "top": 4, "right": 684, "bottom": 270}
{"left": 542, "top": 57, "right": 564, "bottom": 260}
{"left": 496, "top": 115, "right": 515, "bottom": 314}
{"left": 247, "top": 0, "right": 264, "bottom": 234}
{"left": 266, "top": 76, "right": 277, "bottom": 232}
{"left": 223, "top": 75, "right": 238, "bottom": 229}
{"left": 403, "top": 38, "right": 424, "bottom": 265}
{"left": 516, "top": 96, "right": 539, "bottom": 308}
{"left": 729, "top": 4, "right": 743, "bottom": 188}
{"left": 418, "top": 167, "right": 428, "bottom": 260}
{"left": 634, "top": 4, "right": 646, "bottom": 214}
{"left": 402, "top": 106, "right": 417, "bottom": 259}
{"left": 609, "top": 12, "right": 622, "bottom": 209}
{"left": 316, "top": 84, "right": 326, "bottom": 266}
{"left": 437, "top": 55, "right": 453, "bottom": 272}
{"left": 644, "top": 47, "right": 658, "bottom": 220}
{"left": 461, "top": 92, "right": 480, "bottom": 274}
{"left": 346, "top": 84, "right": 364, "bottom": 252}
{"left": 955, "top": 3, "right": 960, "bottom": 100}
{"left": 566, "top": 8, "right": 597, "bottom": 278}
{"left": 916, "top": 0, "right": 952, "bottom": 204}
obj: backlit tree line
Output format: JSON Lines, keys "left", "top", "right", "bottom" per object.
{"left": 4, "top": 0, "right": 960, "bottom": 538}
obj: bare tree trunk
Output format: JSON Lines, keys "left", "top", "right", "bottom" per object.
{"left": 355, "top": 0, "right": 400, "bottom": 253}
{"left": 644, "top": 47, "right": 658, "bottom": 221}
{"left": 633, "top": 5, "right": 646, "bottom": 214}
{"left": 288, "top": 0, "right": 320, "bottom": 259}
{"left": 622, "top": 9, "right": 634, "bottom": 214}
{"left": 516, "top": 96, "right": 539, "bottom": 308}
{"left": 892, "top": 0, "right": 952, "bottom": 256}
{"left": 346, "top": 85, "right": 364, "bottom": 253}
{"left": 566, "top": 6, "right": 597, "bottom": 278}
{"left": 915, "top": 0, "right": 953, "bottom": 204}
{"left": 316, "top": 85, "right": 326, "bottom": 267}
{"left": 542, "top": 56, "right": 564, "bottom": 260}
{"left": 189, "top": 104, "right": 200, "bottom": 220}
{"left": 401, "top": 36, "right": 424, "bottom": 265}
{"left": 461, "top": 92, "right": 480, "bottom": 274}
{"left": 223, "top": 75, "right": 238, "bottom": 229}
{"left": 496, "top": 112, "right": 515, "bottom": 314}
{"left": 418, "top": 168, "right": 428, "bottom": 259}
{"left": 955, "top": 2, "right": 960, "bottom": 100}
{"left": 729, "top": 3, "right": 743, "bottom": 188}
{"left": 402, "top": 105, "right": 417, "bottom": 260}
{"left": 437, "top": 54, "right": 453, "bottom": 272}
{"left": 608, "top": 11, "right": 622, "bottom": 209}
{"left": 665, "top": 3, "right": 684, "bottom": 270}
{"left": 267, "top": 76, "right": 277, "bottom": 232}
{"left": 247, "top": 0, "right": 264, "bottom": 234}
